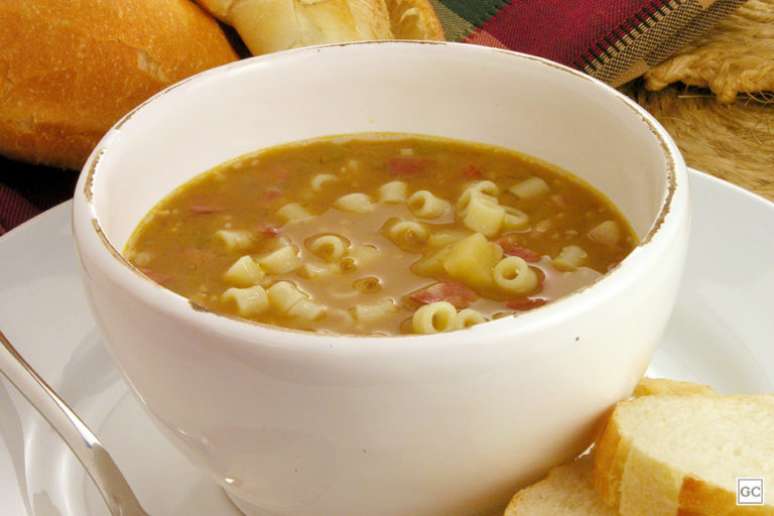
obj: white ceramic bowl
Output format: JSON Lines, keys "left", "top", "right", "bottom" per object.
{"left": 73, "top": 42, "right": 689, "bottom": 516}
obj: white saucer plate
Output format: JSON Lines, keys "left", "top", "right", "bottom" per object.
{"left": 0, "top": 169, "right": 772, "bottom": 515}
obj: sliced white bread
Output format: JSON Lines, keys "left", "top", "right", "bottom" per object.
{"left": 506, "top": 378, "right": 712, "bottom": 515}
{"left": 505, "top": 454, "right": 616, "bottom": 516}
{"left": 594, "top": 394, "right": 774, "bottom": 515}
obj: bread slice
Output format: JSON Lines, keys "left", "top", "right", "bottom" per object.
{"left": 0, "top": 0, "right": 237, "bottom": 169}
{"left": 633, "top": 377, "right": 715, "bottom": 397}
{"left": 198, "top": 0, "right": 443, "bottom": 56}
{"left": 594, "top": 394, "right": 774, "bottom": 515}
{"left": 505, "top": 454, "right": 616, "bottom": 515}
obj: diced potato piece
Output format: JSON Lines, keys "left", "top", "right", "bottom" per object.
{"left": 352, "top": 298, "right": 397, "bottom": 323}
{"left": 288, "top": 299, "right": 326, "bottom": 321}
{"left": 277, "top": 203, "right": 313, "bottom": 223}
{"left": 553, "top": 245, "right": 588, "bottom": 271}
{"left": 215, "top": 229, "right": 254, "bottom": 252}
{"left": 509, "top": 177, "right": 550, "bottom": 199}
{"left": 267, "top": 281, "right": 307, "bottom": 313}
{"left": 587, "top": 220, "right": 621, "bottom": 246}
{"left": 221, "top": 285, "right": 269, "bottom": 317}
{"left": 443, "top": 233, "right": 502, "bottom": 290}
{"left": 462, "top": 194, "right": 505, "bottom": 237}
{"left": 427, "top": 229, "right": 471, "bottom": 248}
{"left": 412, "top": 244, "right": 453, "bottom": 276}
{"left": 259, "top": 246, "right": 301, "bottom": 274}
{"left": 223, "top": 255, "right": 265, "bottom": 287}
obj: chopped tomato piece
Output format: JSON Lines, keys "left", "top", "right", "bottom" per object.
{"left": 505, "top": 298, "right": 547, "bottom": 311}
{"left": 189, "top": 204, "right": 224, "bottom": 214}
{"left": 462, "top": 164, "right": 483, "bottom": 179}
{"left": 263, "top": 188, "right": 283, "bottom": 201}
{"left": 257, "top": 224, "right": 281, "bottom": 237}
{"left": 139, "top": 267, "right": 172, "bottom": 285}
{"left": 410, "top": 281, "right": 478, "bottom": 309}
{"left": 497, "top": 237, "right": 541, "bottom": 262}
{"left": 388, "top": 157, "right": 431, "bottom": 176}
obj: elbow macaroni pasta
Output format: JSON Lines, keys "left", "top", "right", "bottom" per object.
{"left": 493, "top": 256, "right": 539, "bottom": 294}
{"left": 308, "top": 234, "right": 348, "bottom": 262}
{"left": 412, "top": 301, "right": 458, "bottom": 334}
{"left": 223, "top": 256, "right": 265, "bottom": 286}
{"left": 277, "top": 203, "right": 313, "bottom": 223}
{"left": 259, "top": 245, "right": 301, "bottom": 274}
{"left": 407, "top": 191, "right": 450, "bottom": 219}
{"left": 553, "top": 245, "right": 588, "bottom": 271}
{"left": 457, "top": 308, "right": 486, "bottom": 328}
{"left": 215, "top": 229, "right": 254, "bottom": 251}
{"left": 462, "top": 195, "right": 505, "bottom": 237}
{"left": 335, "top": 193, "right": 374, "bottom": 213}
{"left": 379, "top": 181, "right": 407, "bottom": 203}
{"left": 388, "top": 220, "right": 429, "bottom": 248}
{"left": 509, "top": 177, "right": 549, "bottom": 199}
{"left": 310, "top": 173, "right": 338, "bottom": 191}
{"left": 222, "top": 285, "right": 269, "bottom": 317}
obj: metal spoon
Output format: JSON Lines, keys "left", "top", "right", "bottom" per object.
{"left": 0, "top": 329, "right": 149, "bottom": 516}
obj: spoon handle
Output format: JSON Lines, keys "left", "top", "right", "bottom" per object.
{"left": 0, "top": 329, "right": 149, "bottom": 516}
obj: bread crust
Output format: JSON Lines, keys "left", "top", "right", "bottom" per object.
{"left": 0, "top": 0, "right": 237, "bottom": 169}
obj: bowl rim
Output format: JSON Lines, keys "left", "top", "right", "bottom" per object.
{"left": 73, "top": 40, "right": 686, "bottom": 351}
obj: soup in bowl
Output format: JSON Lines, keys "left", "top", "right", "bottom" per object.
{"left": 73, "top": 42, "right": 688, "bottom": 516}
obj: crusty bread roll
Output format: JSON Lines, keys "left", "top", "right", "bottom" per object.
{"left": 0, "top": 0, "right": 237, "bottom": 170}
{"left": 198, "top": 0, "right": 443, "bottom": 56}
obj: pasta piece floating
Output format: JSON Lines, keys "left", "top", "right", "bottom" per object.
{"left": 267, "top": 281, "right": 307, "bottom": 313}
{"left": 222, "top": 285, "right": 269, "bottom": 317}
{"left": 503, "top": 206, "right": 529, "bottom": 230}
{"left": 588, "top": 220, "right": 621, "bottom": 246}
{"left": 509, "top": 177, "right": 550, "bottom": 200}
{"left": 223, "top": 255, "right": 265, "bottom": 287}
{"left": 388, "top": 219, "right": 429, "bottom": 249}
{"left": 553, "top": 245, "right": 588, "bottom": 271}
{"left": 493, "top": 256, "right": 539, "bottom": 294}
{"left": 456, "top": 181, "right": 499, "bottom": 213}
{"left": 352, "top": 298, "right": 397, "bottom": 323}
{"left": 412, "top": 301, "right": 458, "bottom": 334}
{"left": 378, "top": 181, "right": 408, "bottom": 203}
{"left": 443, "top": 233, "right": 502, "bottom": 290}
{"left": 340, "top": 245, "right": 380, "bottom": 272}
{"left": 353, "top": 276, "right": 383, "bottom": 294}
{"left": 335, "top": 193, "right": 374, "bottom": 213}
{"left": 277, "top": 203, "right": 313, "bottom": 223}
{"left": 288, "top": 299, "right": 326, "bottom": 321}
{"left": 407, "top": 191, "right": 451, "bottom": 219}
{"left": 215, "top": 229, "right": 254, "bottom": 252}
{"left": 308, "top": 234, "right": 349, "bottom": 262}
{"left": 427, "top": 229, "right": 471, "bottom": 248}
{"left": 462, "top": 194, "right": 505, "bottom": 237}
{"left": 457, "top": 308, "right": 487, "bottom": 328}
{"left": 258, "top": 245, "right": 301, "bottom": 274}
{"left": 310, "top": 173, "right": 339, "bottom": 192}
{"left": 298, "top": 263, "right": 338, "bottom": 279}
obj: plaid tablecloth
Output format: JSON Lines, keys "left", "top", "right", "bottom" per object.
{"left": 0, "top": 0, "right": 742, "bottom": 235}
